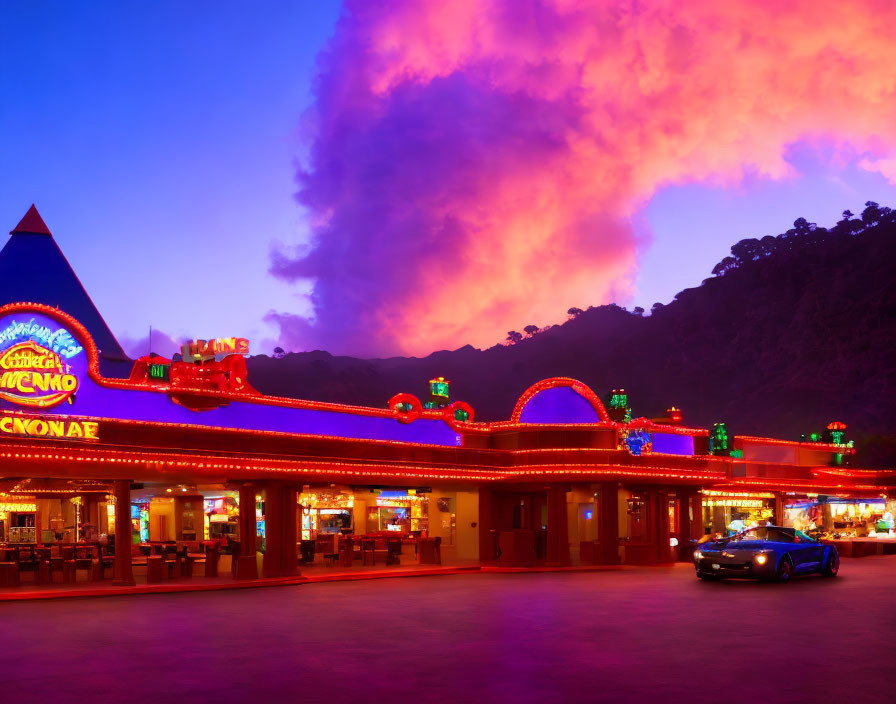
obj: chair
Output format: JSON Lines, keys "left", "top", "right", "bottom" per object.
{"left": 385, "top": 540, "right": 402, "bottom": 566}
{"left": 338, "top": 536, "right": 355, "bottom": 567}
{"left": 37, "top": 559, "right": 51, "bottom": 584}
{"left": 316, "top": 533, "right": 335, "bottom": 556}
{"left": 98, "top": 545, "right": 114, "bottom": 578}
{"left": 146, "top": 555, "right": 164, "bottom": 582}
{"left": 229, "top": 540, "right": 242, "bottom": 579}
{"left": 360, "top": 538, "right": 376, "bottom": 566}
{"left": 0, "top": 561, "right": 19, "bottom": 587}
{"left": 203, "top": 543, "right": 220, "bottom": 578}
{"left": 131, "top": 544, "right": 149, "bottom": 568}
{"left": 299, "top": 540, "right": 316, "bottom": 565}
{"left": 74, "top": 555, "right": 94, "bottom": 581}
{"left": 164, "top": 549, "right": 182, "bottom": 579}
{"left": 48, "top": 557, "right": 66, "bottom": 583}
{"left": 62, "top": 559, "right": 77, "bottom": 583}
{"left": 17, "top": 546, "right": 38, "bottom": 580}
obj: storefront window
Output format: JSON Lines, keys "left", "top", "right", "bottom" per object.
{"left": 0, "top": 500, "right": 38, "bottom": 543}
{"left": 373, "top": 491, "right": 429, "bottom": 535}
{"left": 204, "top": 496, "right": 238, "bottom": 541}
{"left": 130, "top": 503, "right": 149, "bottom": 543}
{"left": 298, "top": 489, "right": 354, "bottom": 540}
{"left": 783, "top": 497, "right": 892, "bottom": 540}
{"left": 702, "top": 491, "right": 775, "bottom": 536}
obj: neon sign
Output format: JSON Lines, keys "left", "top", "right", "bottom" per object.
{"left": 430, "top": 377, "right": 450, "bottom": 399}
{"left": 703, "top": 498, "right": 765, "bottom": 508}
{"left": 0, "top": 414, "right": 98, "bottom": 441}
{"left": 0, "top": 502, "right": 37, "bottom": 513}
{"left": 0, "top": 341, "right": 79, "bottom": 407}
{"left": 148, "top": 363, "right": 170, "bottom": 381}
{"left": 0, "top": 318, "right": 83, "bottom": 359}
{"left": 181, "top": 337, "right": 249, "bottom": 362}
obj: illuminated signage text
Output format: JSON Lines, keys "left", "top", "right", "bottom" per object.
{"left": 0, "top": 502, "right": 37, "bottom": 513}
{"left": 0, "top": 415, "right": 99, "bottom": 441}
{"left": 0, "top": 341, "right": 79, "bottom": 407}
{"left": 182, "top": 337, "right": 249, "bottom": 362}
{"left": 0, "top": 318, "right": 83, "bottom": 359}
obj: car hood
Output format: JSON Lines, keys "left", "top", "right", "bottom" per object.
{"left": 702, "top": 540, "right": 769, "bottom": 554}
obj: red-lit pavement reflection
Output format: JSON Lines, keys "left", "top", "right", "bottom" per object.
{"left": 0, "top": 560, "right": 893, "bottom": 703}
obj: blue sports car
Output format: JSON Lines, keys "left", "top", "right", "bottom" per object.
{"left": 694, "top": 526, "right": 839, "bottom": 582}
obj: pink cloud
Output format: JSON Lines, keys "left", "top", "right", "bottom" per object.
{"left": 271, "top": 0, "right": 896, "bottom": 356}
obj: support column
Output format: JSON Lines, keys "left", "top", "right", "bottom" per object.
{"left": 83, "top": 495, "right": 97, "bottom": 535}
{"left": 478, "top": 486, "right": 494, "bottom": 563}
{"left": 112, "top": 480, "right": 135, "bottom": 586}
{"left": 676, "top": 489, "right": 700, "bottom": 561}
{"left": 546, "top": 487, "right": 571, "bottom": 566}
{"left": 773, "top": 492, "right": 784, "bottom": 526}
{"left": 282, "top": 485, "right": 298, "bottom": 574}
{"left": 235, "top": 484, "right": 258, "bottom": 580}
{"left": 656, "top": 488, "right": 671, "bottom": 563}
{"left": 642, "top": 488, "right": 658, "bottom": 565}
{"left": 691, "top": 491, "right": 704, "bottom": 541}
{"left": 262, "top": 483, "right": 298, "bottom": 578}
{"left": 598, "top": 482, "right": 619, "bottom": 565}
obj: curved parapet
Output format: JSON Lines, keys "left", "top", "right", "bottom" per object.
{"left": 511, "top": 377, "right": 609, "bottom": 424}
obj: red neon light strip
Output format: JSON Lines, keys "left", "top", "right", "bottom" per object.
{"left": 735, "top": 435, "right": 856, "bottom": 452}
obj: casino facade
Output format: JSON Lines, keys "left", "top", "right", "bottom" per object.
{"left": 0, "top": 205, "right": 893, "bottom": 591}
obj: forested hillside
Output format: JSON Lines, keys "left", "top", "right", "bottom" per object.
{"left": 248, "top": 204, "right": 896, "bottom": 466}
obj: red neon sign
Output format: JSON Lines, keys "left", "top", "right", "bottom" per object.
{"left": 181, "top": 337, "right": 249, "bottom": 362}
{"left": 0, "top": 341, "right": 79, "bottom": 408}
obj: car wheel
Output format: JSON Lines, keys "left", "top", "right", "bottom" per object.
{"left": 776, "top": 558, "right": 792, "bottom": 583}
{"left": 822, "top": 552, "right": 839, "bottom": 578}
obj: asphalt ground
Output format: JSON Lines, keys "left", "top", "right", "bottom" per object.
{"left": 1, "top": 558, "right": 893, "bottom": 703}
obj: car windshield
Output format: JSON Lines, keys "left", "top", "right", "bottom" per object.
{"left": 729, "top": 527, "right": 818, "bottom": 543}
{"left": 730, "top": 528, "right": 768, "bottom": 542}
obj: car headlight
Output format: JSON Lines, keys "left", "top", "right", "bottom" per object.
{"left": 754, "top": 554, "right": 768, "bottom": 565}
{"left": 694, "top": 550, "right": 703, "bottom": 560}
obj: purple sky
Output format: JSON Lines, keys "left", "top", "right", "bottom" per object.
{"left": 2, "top": 1, "right": 895, "bottom": 359}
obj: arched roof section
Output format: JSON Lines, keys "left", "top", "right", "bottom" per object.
{"left": 511, "top": 377, "right": 609, "bottom": 424}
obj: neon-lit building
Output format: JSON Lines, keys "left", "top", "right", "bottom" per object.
{"left": 0, "top": 206, "right": 894, "bottom": 589}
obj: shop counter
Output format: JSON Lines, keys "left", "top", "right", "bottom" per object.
{"left": 822, "top": 539, "right": 896, "bottom": 557}
{"left": 620, "top": 540, "right": 655, "bottom": 565}
{"left": 498, "top": 530, "right": 536, "bottom": 567}
{"left": 417, "top": 537, "right": 440, "bottom": 565}
{"left": 579, "top": 540, "right": 598, "bottom": 564}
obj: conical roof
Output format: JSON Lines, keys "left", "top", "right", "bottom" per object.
{"left": 0, "top": 206, "right": 132, "bottom": 375}
{"left": 11, "top": 204, "right": 52, "bottom": 235}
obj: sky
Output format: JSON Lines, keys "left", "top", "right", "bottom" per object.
{"left": 2, "top": 1, "right": 896, "bottom": 359}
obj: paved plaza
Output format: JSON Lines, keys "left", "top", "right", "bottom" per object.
{"left": 1, "top": 558, "right": 894, "bottom": 703}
